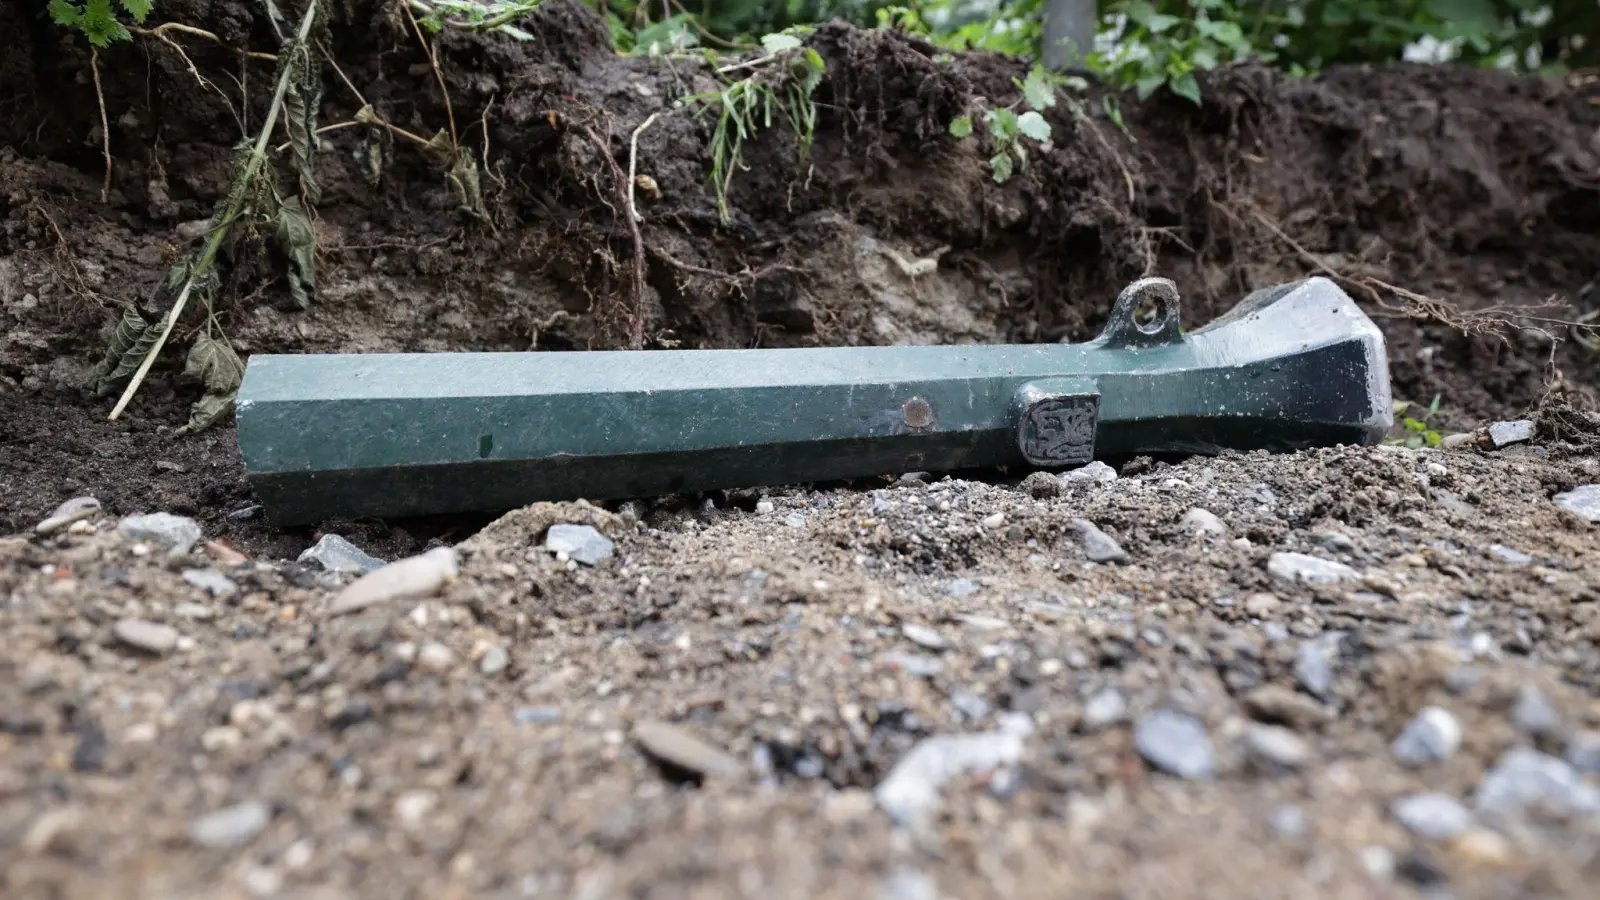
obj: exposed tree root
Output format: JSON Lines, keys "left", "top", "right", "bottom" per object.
{"left": 140, "top": 28, "right": 247, "bottom": 134}
{"left": 650, "top": 246, "right": 805, "bottom": 288}
{"left": 92, "top": 49, "right": 111, "bottom": 204}
{"left": 1229, "top": 202, "right": 1528, "bottom": 338}
{"left": 402, "top": 3, "right": 459, "bottom": 147}
{"left": 628, "top": 112, "right": 662, "bottom": 224}
{"left": 579, "top": 124, "right": 648, "bottom": 350}
{"left": 131, "top": 23, "right": 278, "bottom": 62}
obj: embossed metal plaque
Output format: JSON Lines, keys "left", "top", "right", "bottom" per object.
{"left": 1018, "top": 393, "right": 1099, "bottom": 467}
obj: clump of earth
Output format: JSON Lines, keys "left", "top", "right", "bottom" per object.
{"left": 2, "top": 1, "right": 1600, "bottom": 896}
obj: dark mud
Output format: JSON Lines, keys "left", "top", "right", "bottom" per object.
{"left": 0, "top": 0, "right": 1596, "bottom": 549}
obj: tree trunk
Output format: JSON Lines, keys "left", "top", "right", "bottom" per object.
{"left": 1042, "top": 0, "right": 1098, "bottom": 70}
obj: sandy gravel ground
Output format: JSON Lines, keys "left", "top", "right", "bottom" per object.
{"left": 5, "top": 429, "right": 1600, "bottom": 899}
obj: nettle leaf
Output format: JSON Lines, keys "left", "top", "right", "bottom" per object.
{"left": 274, "top": 195, "right": 318, "bottom": 309}
{"left": 948, "top": 116, "right": 973, "bottom": 138}
{"left": 176, "top": 334, "right": 245, "bottom": 435}
{"left": 448, "top": 148, "right": 487, "bottom": 221}
{"left": 79, "top": 0, "right": 132, "bottom": 46}
{"left": 1135, "top": 73, "right": 1167, "bottom": 100}
{"left": 1145, "top": 12, "right": 1180, "bottom": 33}
{"left": 987, "top": 107, "right": 1020, "bottom": 142}
{"left": 1021, "top": 66, "right": 1056, "bottom": 111}
{"left": 1015, "top": 110, "right": 1051, "bottom": 143}
{"left": 420, "top": 128, "right": 456, "bottom": 167}
{"left": 119, "top": 0, "right": 153, "bottom": 22}
{"left": 1170, "top": 72, "right": 1202, "bottom": 105}
{"left": 989, "top": 152, "right": 1013, "bottom": 184}
{"left": 762, "top": 33, "right": 803, "bottom": 54}
{"left": 281, "top": 39, "right": 324, "bottom": 204}
{"left": 100, "top": 305, "right": 163, "bottom": 392}
{"left": 797, "top": 47, "right": 826, "bottom": 93}
{"left": 182, "top": 332, "right": 244, "bottom": 394}
{"left": 1123, "top": 0, "right": 1158, "bottom": 27}
{"left": 631, "top": 14, "right": 696, "bottom": 56}
{"left": 88, "top": 303, "right": 153, "bottom": 395}
{"left": 48, "top": 0, "right": 82, "bottom": 27}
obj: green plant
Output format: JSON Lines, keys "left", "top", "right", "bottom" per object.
{"left": 92, "top": 0, "right": 325, "bottom": 431}
{"left": 407, "top": 0, "right": 542, "bottom": 39}
{"left": 911, "top": 0, "right": 1046, "bottom": 57}
{"left": 629, "top": 12, "right": 701, "bottom": 55}
{"left": 948, "top": 65, "right": 1080, "bottom": 183}
{"left": 48, "top": 0, "right": 152, "bottom": 46}
{"left": 1388, "top": 394, "right": 1447, "bottom": 449}
{"left": 1089, "top": 0, "right": 1270, "bottom": 104}
{"left": 872, "top": 4, "right": 927, "bottom": 33}
{"left": 1266, "top": 0, "right": 1597, "bottom": 74}
{"left": 685, "top": 29, "right": 826, "bottom": 224}
{"left": 597, "top": 0, "right": 1599, "bottom": 80}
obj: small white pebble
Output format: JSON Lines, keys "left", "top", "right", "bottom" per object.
{"left": 243, "top": 866, "right": 283, "bottom": 898}
{"left": 202, "top": 726, "right": 243, "bottom": 752}
{"left": 124, "top": 722, "right": 159, "bottom": 744}
{"left": 114, "top": 619, "right": 179, "bottom": 654}
{"left": 479, "top": 645, "right": 509, "bottom": 677}
{"left": 393, "top": 790, "right": 438, "bottom": 830}
{"left": 283, "top": 839, "right": 314, "bottom": 870}
{"left": 417, "top": 642, "right": 455, "bottom": 674}
{"left": 328, "top": 548, "right": 459, "bottom": 616}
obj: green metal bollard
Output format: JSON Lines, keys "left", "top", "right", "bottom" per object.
{"left": 235, "top": 276, "right": 1392, "bottom": 524}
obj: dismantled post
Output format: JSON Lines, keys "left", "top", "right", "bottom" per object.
{"left": 235, "top": 276, "right": 1392, "bottom": 524}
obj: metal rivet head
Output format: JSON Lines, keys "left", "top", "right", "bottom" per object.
{"left": 902, "top": 397, "right": 933, "bottom": 429}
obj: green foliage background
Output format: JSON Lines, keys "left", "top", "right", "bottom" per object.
{"left": 590, "top": 1, "right": 1595, "bottom": 97}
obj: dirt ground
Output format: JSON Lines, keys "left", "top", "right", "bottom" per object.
{"left": 3, "top": 0, "right": 1600, "bottom": 897}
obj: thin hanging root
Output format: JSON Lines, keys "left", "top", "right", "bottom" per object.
{"left": 131, "top": 23, "right": 278, "bottom": 62}
{"left": 271, "top": 119, "right": 433, "bottom": 155}
{"left": 142, "top": 30, "right": 247, "bottom": 134}
{"left": 304, "top": 41, "right": 436, "bottom": 152}
{"left": 1235, "top": 202, "right": 1591, "bottom": 339}
{"left": 627, "top": 112, "right": 661, "bottom": 223}
{"left": 580, "top": 125, "right": 647, "bottom": 350}
{"left": 93, "top": 48, "right": 111, "bottom": 204}
{"left": 402, "top": 3, "right": 459, "bottom": 147}
{"left": 109, "top": 0, "right": 321, "bottom": 422}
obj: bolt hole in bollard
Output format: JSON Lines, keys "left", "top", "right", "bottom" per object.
{"left": 1132, "top": 282, "right": 1169, "bottom": 334}
{"left": 233, "top": 276, "right": 1393, "bottom": 524}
